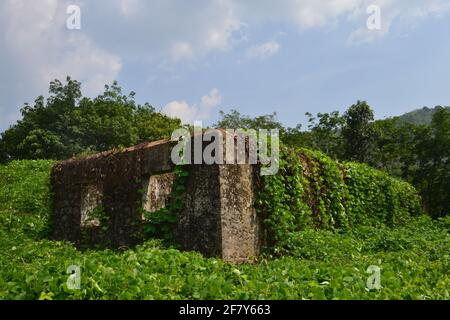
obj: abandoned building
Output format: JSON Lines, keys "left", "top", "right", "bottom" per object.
{"left": 51, "top": 130, "right": 265, "bottom": 263}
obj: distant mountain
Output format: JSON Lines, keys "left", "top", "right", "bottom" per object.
{"left": 398, "top": 106, "right": 450, "bottom": 125}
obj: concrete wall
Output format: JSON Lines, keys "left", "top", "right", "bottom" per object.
{"left": 218, "top": 164, "right": 262, "bottom": 263}
{"left": 51, "top": 136, "right": 263, "bottom": 262}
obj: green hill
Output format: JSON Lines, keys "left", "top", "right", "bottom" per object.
{"left": 398, "top": 106, "right": 450, "bottom": 125}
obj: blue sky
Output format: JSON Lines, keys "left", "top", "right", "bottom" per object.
{"left": 1, "top": 0, "right": 450, "bottom": 131}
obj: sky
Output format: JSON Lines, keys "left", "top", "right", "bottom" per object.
{"left": 1, "top": 0, "right": 450, "bottom": 131}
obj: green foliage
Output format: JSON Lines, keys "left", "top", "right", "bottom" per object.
{"left": 80, "top": 205, "right": 112, "bottom": 249}
{"left": 344, "top": 162, "right": 422, "bottom": 226}
{"left": 142, "top": 166, "right": 189, "bottom": 243}
{"left": 0, "top": 160, "right": 448, "bottom": 300}
{"left": 1, "top": 212, "right": 448, "bottom": 299}
{"left": 342, "top": 100, "right": 375, "bottom": 163}
{"left": 215, "top": 109, "right": 284, "bottom": 131}
{"left": 398, "top": 106, "right": 450, "bottom": 125}
{"left": 414, "top": 108, "right": 450, "bottom": 217}
{"left": 304, "top": 111, "right": 345, "bottom": 159}
{"left": 301, "top": 148, "right": 348, "bottom": 229}
{"left": 0, "top": 77, "right": 181, "bottom": 162}
{"left": 258, "top": 147, "right": 422, "bottom": 253}
{"left": 0, "top": 160, "right": 54, "bottom": 239}
{"left": 257, "top": 147, "right": 312, "bottom": 248}
{"left": 261, "top": 102, "right": 449, "bottom": 218}
{"left": 369, "top": 118, "right": 418, "bottom": 178}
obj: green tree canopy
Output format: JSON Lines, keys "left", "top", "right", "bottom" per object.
{"left": 414, "top": 108, "right": 450, "bottom": 217}
{"left": 342, "top": 100, "right": 375, "bottom": 163}
{"left": 0, "top": 77, "right": 181, "bottom": 162}
{"left": 215, "top": 109, "right": 284, "bottom": 131}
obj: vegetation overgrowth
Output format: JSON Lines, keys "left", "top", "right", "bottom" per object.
{"left": 1, "top": 159, "right": 448, "bottom": 300}
{"left": 258, "top": 147, "right": 422, "bottom": 252}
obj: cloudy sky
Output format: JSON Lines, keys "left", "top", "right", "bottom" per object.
{"left": 1, "top": 0, "right": 450, "bottom": 130}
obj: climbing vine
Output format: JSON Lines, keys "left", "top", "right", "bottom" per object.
{"left": 256, "top": 147, "right": 312, "bottom": 251}
{"left": 80, "top": 204, "right": 111, "bottom": 249}
{"left": 141, "top": 135, "right": 190, "bottom": 243}
{"left": 257, "top": 146, "right": 423, "bottom": 254}
{"left": 141, "top": 165, "right": 189, "bottom": 244}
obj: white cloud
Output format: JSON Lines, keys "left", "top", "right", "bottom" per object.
{"left": 163, "top": 88, "right": 222, "bottom": 124}
{"left": 1, "top": 0, "right": 450, "bottom": 131}
{"left": 83, "top": 0, "right": 450, "bottom": 62}
{"left": 170, "top": 42, "right": 194, "bottom": 62}
{"left": 234, "top": 0, "right": 362, "bottom": 29}
{"left": 246, "top": 41, "right": 281, "bottom": 60}
{"left": 346, "top": 0, "right": 450, "bottom": 44}
{"left": 235, "top": 0, "right": 450, "bottom": 43}
{"left": 80, "top": 0, "right": 241, "bottom": 63}
{"left": 119, "top": 0, "right": 139, "bottom": 16}
{"left": 0, "top": 0, "right": 122, "bottom": 129}
{"left": 201, "top": 88, "right": 222, "bottom": 109}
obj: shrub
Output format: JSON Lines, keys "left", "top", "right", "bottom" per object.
{"left": 0, "top": 160, "right": 54, "bottom": 239}
{"left": 258, "top": 147, "right": 423, "bottom": 251}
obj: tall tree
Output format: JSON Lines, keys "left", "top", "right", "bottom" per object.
{"left": 215, "top": 109, "right": 284, "bottom": 131}
{"left": 304, "top": 111, "right": 345, "bottom": 159}
{"left": 342, "top": 100, "right": 375, "bottom": 163}
{"left": 414, "top": 108, "right": 450, "bottom": 217}
{"left": 0, "top": 77, "right": 181, "bottom": 162}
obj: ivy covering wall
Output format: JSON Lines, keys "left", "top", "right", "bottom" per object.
{"left": 257, "top": 147, "right": 423, "bottom": 252}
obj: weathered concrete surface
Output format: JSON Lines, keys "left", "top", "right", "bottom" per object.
{"left": 218, "top": 164, "right": 262, "bottom": 263}
{"left": 143, "top": 173, "right": 175, "bottom": 213}
{"left": 175, "top": 165, "right": 223, "bottom": 257}
{"left": 52, "top": 132, "right": 264, "bottom": 262}
{"left": 52, "top": 139, "right": 175, "bottom": 248}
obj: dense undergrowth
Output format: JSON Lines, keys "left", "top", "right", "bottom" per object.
{"left": 258, "top": 147, "right": 422, "bottom": 252}
{"left": 0, "top": 159, "right": 449, "bottom": 300}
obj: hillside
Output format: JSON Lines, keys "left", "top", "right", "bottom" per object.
{"left": 398, "top": 106, "right": 450, "bottom": 125}
{"left": 0, "top": 158, "right": 449, "bottom": 300}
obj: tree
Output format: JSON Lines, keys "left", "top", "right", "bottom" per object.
{"left": 342, "top": 101, "right": 375, "bottom": 163}
{"left": 0, "top": 77, "right": 181, "bottom": 162}
{"left": 215, "top": 109, "right": 284, "bottom": 131}
{"left": 0, "top": 78, "right": 84, "bottom": 160}
{"left": 304, "top": 111, "right": 345, "bottom": 159}
{"left": 77, "top": 82, "right": 139, "bottom": 152}
{"left": 369, "top": 118, "right": 418, "bottom": 179}
{"left": 135, "top": 104, "right": 181, "bottom": 143}
{"left": 414, "top": 108, "right": 450, "bottom": 217}
{"left": 281, "top": 124, "right": 306, "bottom": 148}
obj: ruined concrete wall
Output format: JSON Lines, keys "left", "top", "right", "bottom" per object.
{"left": 218, "top": 164, "right": 262, "bottom": 263}
{"left": 175, "top": 165, "right": 222, "bottom": 257}
{"left": 142, "top": 173, "right": 175, "bottom": 213}
{"left": 52, "top": 134, "right": 264, "bottom": 262}
{"left": 175, "top": 163, "right": 263, "bottom": 262}
{"left": 51, "top": 140, "right": 175, "bottom": 248}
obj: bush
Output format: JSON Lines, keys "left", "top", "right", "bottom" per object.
{"left": 0, "top": 160, "right": 54, "bottom": 240}
{"left": 258, "top": 147, "right": 423, "bottom": 250}
{"left": 0, "top": 160, "right": 53, "bottom": 215}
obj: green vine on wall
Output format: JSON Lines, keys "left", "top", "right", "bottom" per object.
{"left": 257, "top": 145, "right": 423, "bottom": 255}
{"left": 80, "top": 204, "right": 111, "bottom": 249}
{"left": 141, "top": 165, "right": 189, "bottom": 244}
{"left": 141, "top": 136, "right": 190, "bottom": 244}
